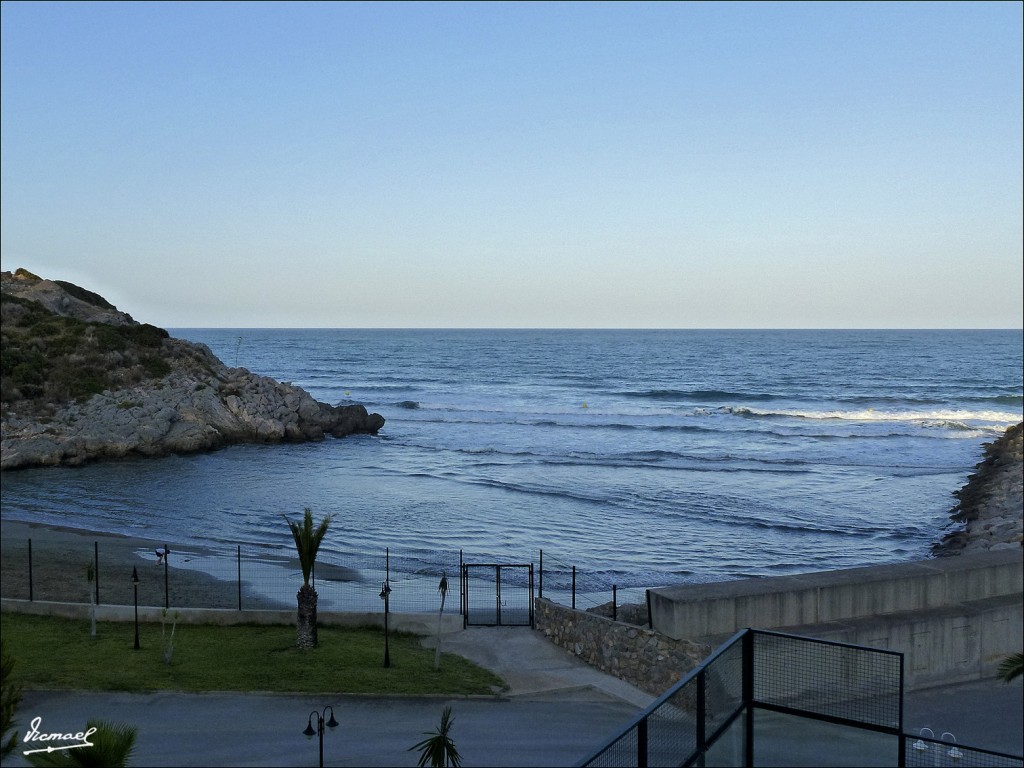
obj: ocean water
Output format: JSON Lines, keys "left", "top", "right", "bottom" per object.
{"left": 1, "top": 329, "right": 1021, "bottom": 598}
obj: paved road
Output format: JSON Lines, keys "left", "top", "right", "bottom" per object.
{"left": 2, "top": 627, "right": 1021, "bottom": 767}
{"left": 7, "top": 690, "right": 641, "bottom": 767}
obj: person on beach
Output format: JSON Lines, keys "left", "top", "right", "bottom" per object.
{"left": 155, "top": 546, "right": 169, "bottom": 565}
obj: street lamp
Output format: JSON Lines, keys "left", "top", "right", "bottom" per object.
{"left": 131, "top": 566, "right": 140, "bottom": 650}
{"left": 302, "top": 705, "right": 338, "bottom": 768}
{"left": 379, "top": 580, "right": 392, "bottom": 668}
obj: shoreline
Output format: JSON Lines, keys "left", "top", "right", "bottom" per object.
{"left": 0, "top": 519, "right": 245, "bottom": 609}
{"left": 3, "top": 422, "right": 1021, "bottom": 611}
{"left": 0, "top": 518, "right": 372, "bottom": 611}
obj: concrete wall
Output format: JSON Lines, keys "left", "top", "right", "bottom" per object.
{"left": 775, "top": 595, "right": 1023, "bottom": 689}
{"left": 534, "top": 597, "right": 710, "bottom": 696}
{"left": 648, "top": 549, "right": 1023, "bottom": 690}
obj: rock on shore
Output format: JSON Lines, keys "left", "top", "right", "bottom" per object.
{"left": 1, "top": 270, "right": 384, "bottom": 470}
{"left": 933, "top": 422, "right": 1024, "bottom": 556}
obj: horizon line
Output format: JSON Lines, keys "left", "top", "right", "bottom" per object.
{"left": 163, "top": 326, "right": 1024, "bottom": 332}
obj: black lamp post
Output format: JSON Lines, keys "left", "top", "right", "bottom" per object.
{"left": 302, "top": 705, "right": 338, "bottom": 768}
{"left": 131, "top": 566, "right": 140, "bottom": 650}
{"left": 379, "top": 579, "right": 392, "bottom": 668}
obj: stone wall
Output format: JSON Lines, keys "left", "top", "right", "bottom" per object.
{"left": 534, "top": 597, "right": 710, "bottom": 697}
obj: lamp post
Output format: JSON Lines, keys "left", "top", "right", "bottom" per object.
{"left": 302, "top": 705, "right": 338, "bottom": 768}
{"left": 379, "top": 579, "right": 392, "bottom": 668}
{"left": 131, "top": 566, "right": 140, "bottom": 650}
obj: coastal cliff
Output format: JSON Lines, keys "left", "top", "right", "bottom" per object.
{"left": 933, "top": 422, "right": 1024, "bottom": 555}
{"left": 0, "top": 269, "right": 385, "bottom": 470}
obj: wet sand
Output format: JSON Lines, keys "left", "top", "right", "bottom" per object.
{"left": 1, "top": 519, "right": 245, "bottom": 609}
{"left": 1, "top": 519, "right": 362, "bottom": 610}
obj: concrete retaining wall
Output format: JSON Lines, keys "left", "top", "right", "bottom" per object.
{"left": 773, "top": 594, "right": 1023, "bottom": 689}
{"left": 650, "top": 550, "right": 1021, "bottom": 639}
{"left": 534, "top": 597, "right": 710, "bottom": 696}
{"left": 648, "top": 549, "right": 1023, "bottom": 690}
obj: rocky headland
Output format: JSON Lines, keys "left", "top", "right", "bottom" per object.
{"left": 933, "top": 421, "right": 1024, "bottom": 556}
{"left": 0, "top": 269, "right": 385, "bottom": 470}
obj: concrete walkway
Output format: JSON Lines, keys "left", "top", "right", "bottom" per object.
{"left": 422, "top": 625, "right": 656, "bottom": 708}
{"left": 2, "top": 627, "right": 1021, "bottom": 767}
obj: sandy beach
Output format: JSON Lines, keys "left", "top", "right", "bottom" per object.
{"left": 0, "top": 518, "right": 368, "bottom": 613}
{"left": 0, "top": 519, "right": 245, "bottom": 609}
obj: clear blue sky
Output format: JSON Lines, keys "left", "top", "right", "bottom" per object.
{"left": 2, "top": 1, "right": 1021, "bottom": 328}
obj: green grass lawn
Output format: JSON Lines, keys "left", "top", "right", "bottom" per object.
{"left": 1, "top": 613, "right": 507, "bottom": 696}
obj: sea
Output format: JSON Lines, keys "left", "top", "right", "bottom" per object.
{"left": 1, "top": 329, "right": 1021, "bottom": 603}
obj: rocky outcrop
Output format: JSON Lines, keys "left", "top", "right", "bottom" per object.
{"left": 1, "top": 269, "right": 384, "bottom": 470}
{"left": 1, "top": 269, "right": 135, "bottom": 326}
{"left": 933, "top": 422, "right": 1023, "bottom": 556}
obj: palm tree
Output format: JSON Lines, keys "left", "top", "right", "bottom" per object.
{"left": 998, "top": 652, "right": 1024, "bottom": 683}
{"left": 25, "top": 720, "right": 137, "bottom": 767}
{"left": 285, "top": 507, "right": 332, "bottom": 649}
{"left": 409, "top": 706, "right": 461, "bottom": 768}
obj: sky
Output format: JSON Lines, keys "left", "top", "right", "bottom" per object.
{"left": 1, "top": 1, "right": 1022, "bottom": 329}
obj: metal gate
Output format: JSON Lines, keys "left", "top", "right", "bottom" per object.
{"left": 461, "top": 563, "right": 534, "bottom": 627}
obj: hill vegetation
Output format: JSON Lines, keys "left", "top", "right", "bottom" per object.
{"left": 0, "top": 269, "right": 384, "bottom": 470}
{"left": 1, "top": 285, "right": 172, "bottom": 410}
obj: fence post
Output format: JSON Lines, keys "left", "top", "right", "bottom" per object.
{"left": 237, "top": 545, "right": 242, "bottom": 611}
{"left": 571, "top": 566, "right": 576, "bottom": 610}
{"left": 637, "top": 716, "right": 648, "bottom": 768}
{"left": 646, "top": 589, "right": 652, "bottom": 629}
{"left": 696, "top": 669, "right": 707, "bottom": 757}
{"left": 898, "top": 648, "right": 906, "bottom": 768}
{"left": 164, "top": 543, "right": 169, "bottom": 609}
{"left": 743, "top": 630, "right": 754, "bottom": 766}
{"left": 538, "top": 549, "right": 543, "bottom": 599}
{"left": 461, "top": 563, "right": 467, "bottom": 630}
{"left": 28, "top": 539, "right": 33, "bottom": 602}
{"left": 529, "top": 563, "right": 535, "bottom": 628}
{"left": 94, "top": 542, "right": 100, "bottom": 605}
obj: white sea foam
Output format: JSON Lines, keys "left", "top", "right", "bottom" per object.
{"left": 730, "top": 406, "right": 1021, "bottom": 428}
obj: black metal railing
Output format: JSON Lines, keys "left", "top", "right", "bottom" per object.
{"left": 461, "top": 563, "right": 534, "bottom": 627}
{"left": 580, "top": 629, "right": 1023, "bottom": 768}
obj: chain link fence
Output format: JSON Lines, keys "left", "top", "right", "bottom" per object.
{"left": 0, "top": 537, "right": 463, "bottom": 614}
{"left": 2, "top": 537, "right": 650, "bottom": 621}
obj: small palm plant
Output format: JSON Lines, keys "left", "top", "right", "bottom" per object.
{"left": 409, "top": 706, "right": 461, "bottom": 768}
{"left": 997, "top": 651, "right": 1023, "bottom": 683}
{"left": 284, "top": 507, "right": 332, "bottom": 649}
{"left": 160, "top": 609, "right": 180, "bottom": 665}
{"left": 25, "top": 719, "right": 137, "bottom": 767}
